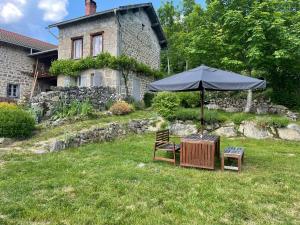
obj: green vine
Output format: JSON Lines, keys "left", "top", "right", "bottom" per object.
{"left": 49, "top": 53, "right": 163, "bottom": 79}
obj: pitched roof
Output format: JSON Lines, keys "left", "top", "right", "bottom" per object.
{"left": 49, "top": 3, "right": 167, "bottom": 48}
{"left": 0, "top": 28, "right": 57, "bottom": 51}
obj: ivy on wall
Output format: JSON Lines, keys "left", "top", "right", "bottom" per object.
{"left": 49, "top": 53, "right": 163, "bottom": 79}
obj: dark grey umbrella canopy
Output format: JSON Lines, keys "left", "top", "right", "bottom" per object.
{"left": 149, "top": 65, "right": 266, "bottom": 92}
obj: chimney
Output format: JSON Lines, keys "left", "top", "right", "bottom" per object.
{"left": 85, "top": 0, "right": 97, "bottom": 16}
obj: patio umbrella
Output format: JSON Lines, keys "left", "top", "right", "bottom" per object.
{"left": 148, "top": 65, "right": 266, "bottom": 135}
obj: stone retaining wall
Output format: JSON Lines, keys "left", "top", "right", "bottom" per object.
{"left": 34, "top": 119, "right": 151, "bottom": 153}
{"left": 30, "top": 86, "right": 121, "bottom": 119}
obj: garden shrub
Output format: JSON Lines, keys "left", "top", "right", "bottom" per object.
{"left": 167, "top": 107, "right": 227, "bottom": 124}
{"left": 53, "top": 100, "right": 93, "bottom": 119}
{"left": 177, "top": 92, "right": 200, "bottom": 108}
{"left": 255, "top": 116, "right": 289, "bottom": 128}
{"left": 143, "top": 92, "right": 155, "bottom": 108}
{"left": 0, "top": 107, "right": 35, "bottom": 138}
{"left": 109, "top": 101, "right": 134, "bottom": 115}
{"left": 152, "top": 92, "right": 180, "bottom": 119}
{"left": 133, "top": 101, "right": 145, "bottom": 110}
{"left": 231, "top": 113, "right": 254, "bottom": 125}
{"left": 0, "top": 102, "right": 18, "bottom": 110}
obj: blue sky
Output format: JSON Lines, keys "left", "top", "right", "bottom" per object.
{"left": 0, "top": 0, "right": 205, "bottom": 45}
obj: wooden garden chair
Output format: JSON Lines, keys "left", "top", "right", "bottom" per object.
{"left": 153, "top": 129, "right": 180, "bottom": 165}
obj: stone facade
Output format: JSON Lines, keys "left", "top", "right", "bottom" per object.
{"left": 119, "top": 9, "right": 161, "bottom": 70}
{"left": 56, "top": 8, "right": 160, "bottom": 100}
{"left": 0, "top": 43, "right": 35, "bottom": 100}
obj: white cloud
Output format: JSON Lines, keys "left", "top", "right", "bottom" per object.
{"left": 38, "top": 0, "right": 68, "bottom": 22}
{"left": 0, "top": 2, "right": 24, "bottom": 24}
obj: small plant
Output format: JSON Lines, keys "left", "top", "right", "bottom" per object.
{"left": 152, "top": 92, "right": 180, "bottom": 119}
{"left": 0, "top": 107, "right": 35, "bottom": 138}
{"left": 105, "top": 99, "right": 116, "bottom": 110}
{"left": 133, "top": 100, "right": 145, "bottom": 111}
{"left": 109, "top": 101, "right": 134, "bottom": 115}
{"left": 53, "top": 100, "right": 93, "bottom": 119}
{"left": 143, "top": 92, "right": 155, "bottom": 108}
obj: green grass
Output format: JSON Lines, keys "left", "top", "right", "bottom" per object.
{"left": 0, "top": 135, "right": 300, "bottom": 224}
{"left": 25, "top": 110, "right": 157, "bottom": 144}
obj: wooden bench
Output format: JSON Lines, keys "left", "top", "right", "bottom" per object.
{"left": 153, "top": 130, "right": 180, "bottom": 165}
{"left": 221, "top": 147, "right": 244, "bottom": 173}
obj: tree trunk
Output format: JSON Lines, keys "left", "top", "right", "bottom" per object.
{"left": 167, "top": 57, "right": 171, "bottom": 75}
{"left": 122, "top": 71, "right": 130, "bottom": 98}
{"left": 244, "top": 89, "right": 253, "bottom": 113}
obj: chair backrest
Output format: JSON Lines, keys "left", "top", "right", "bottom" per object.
{"left": 156, "top": 129, "right": 170, "bottom": 143}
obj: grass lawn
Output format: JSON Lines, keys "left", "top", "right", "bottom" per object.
{"left": 0, "top": 134, "right": 300, "bottom": 224}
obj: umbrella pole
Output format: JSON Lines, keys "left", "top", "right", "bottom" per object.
{"left": 200, "top": 89, "right": 205, "bottom": 136}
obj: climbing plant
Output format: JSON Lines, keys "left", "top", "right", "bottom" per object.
{"left": 49, "top": 53, "right": 163, "bottom": 79}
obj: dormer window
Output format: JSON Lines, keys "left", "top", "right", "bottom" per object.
{"left": 72, "top": 37, "right": 83, "bottom": 59}
{"left": 91, "top": 33, "right": 103, "bottom": 56}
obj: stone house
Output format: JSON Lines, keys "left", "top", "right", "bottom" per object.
{"left": 48, "top": 1, "right": 167, "bottom": 100}
{"left": 0, "top": 28, "right": 58, "bottom": 101}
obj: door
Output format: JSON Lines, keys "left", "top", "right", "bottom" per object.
{"left": 132, "top": 77, "right": 141, "bottom": 101}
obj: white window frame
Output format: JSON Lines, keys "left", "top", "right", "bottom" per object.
{"left": 7, "top": 84, "right": 20, "bottom": 98}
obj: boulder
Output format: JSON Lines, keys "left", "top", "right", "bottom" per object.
{"left": 50, "top": 140, "right": 66, "bottom": 152}
{"left": 239, "top": 121, "right": 273, "bottom": 139}
{"left": 0, "top": 138, "right": 13, "bottom": 147}
{"left": 170, "top": 121, "right": 197, "bottom": 136}
{"left": 224, "top": 107, "right": 240, "bottom": 113}
{"left": 206, "top": 104, "right": 220, "bottom": 110}
{"left": 214, "top": 126, "right": 237, "bottom": 138}
{"left": 278, "top": 124, "right": 300, "bottom": 141}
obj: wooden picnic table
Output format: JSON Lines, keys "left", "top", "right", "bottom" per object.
{"left": 180, "top": 134, "right": 220, "bottom": 170}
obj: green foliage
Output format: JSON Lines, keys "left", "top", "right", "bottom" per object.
{"left": 143, "top": 92, "right": 155, "bottom": 108}
{"left": 50, "top": 53, "right": 163, "bottom": 79}
{"left": 177, "top": 92, "right": 200, "bottom": 108}
{"left": 53, "top": 100, "right": 93, "bottom": 119}
{"left": 0, "top": 107, "right": 35, "bottom": 138}
{"left": 109, "top": 101, "right": 134, "bottom": 115}
{"left": 231, "top": 113, "right": 254, "bottom": 125}
{"left": 158, "top": 0, "right": 300, "bottom": 108}
{"left": 255, "top": 116, "right": 289, "bottom": 128}
{"left": 152, "top": 92, "right": 180, "bottom": 119}
{"left": 167, "top": 107, "right": 227, "bottom": 124}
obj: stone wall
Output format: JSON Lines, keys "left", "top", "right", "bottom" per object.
{"left": 207, "top": 93, "right": 298, "bottom": 120}
{"left": 30, "top": 86, "right": 121, "bottom": 118}
{"left": 33, "top": 119, "right": 152, "bottom": 153}
{"left": 119, "top": 9, "right": 161, "bottom": 70}
{"left": 0, "top": 43, "right": 35, "bottom": 99}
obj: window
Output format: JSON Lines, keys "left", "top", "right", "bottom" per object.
{"left": 77, "top": 75, "right": 87, "bottom": 87}
{"left": 72, "top": 38, "right": 83, "bottom": 59}
{"left": 91, "top": 33, "right": 103, "bottom": 56}
{"left": 7, "top": 84, "right": 19, "bottom": 98}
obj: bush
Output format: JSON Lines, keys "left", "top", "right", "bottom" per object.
{"left": 167, "top": 107, "right": 227, "bottom": 124}
{"left": 255, "top": 116, "right": 289, "bottom": 128}
{"left": 54, "top": 100, "right": 93, "bottom": 119}
{"left": 0, "top": 108, "right": 35, "bottom": 138}
{"left": 0, "top": 102, "right": 18, "bottom": 110}
{"left": 143, "top": 92, "right": 155, "bottom": 108}
{"left": 109, "top": 101, "right": 134, "bottom": 115}
{"left": 133, "top": 101, "right": 145, "bottom": 110}
{"left": 177, "top": 92, "right": 200, "bottom": 108}
{"left": 152, "top": 92, "right": 180, "bottom": 119}
{"left": 231, "top": 113, "right": 254, "bottom": 125}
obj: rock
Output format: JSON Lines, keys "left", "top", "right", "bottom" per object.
{"left": 256, "top": 106, "right": 268, "bottom": 115}
{"left": 287, "top": 124, "right": 300, "bottom": 133}
{"left": 0, "top": 138, "right": 13, "bottom": 147}
{"left": 286, "top": 111, "right": 298, "bottom": 121}
{"left": 34, "top": 149, "right": 48, "bottom": 154}
{"left": 206, "top": 104, "right": 220, "bottom": 110}
{"left": 278, "top": 124, "right": 300, "bottom": 141}
{"left": 170, "top": 121, "right": 197, "bottom": 136}
{"left": 224, "top": 107, "right": 240, "bottom": 113}
{"left": 50, "top": 140, "right": 66, "bottom": 152}
{"left": 239, "top": 121, "right": 273, "bottom": 139}
{"left": 214, "top": 126, "right": 237, "bottom": 137}
{"left": 137, "top": 163, "right": 146, "bottom": 168}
